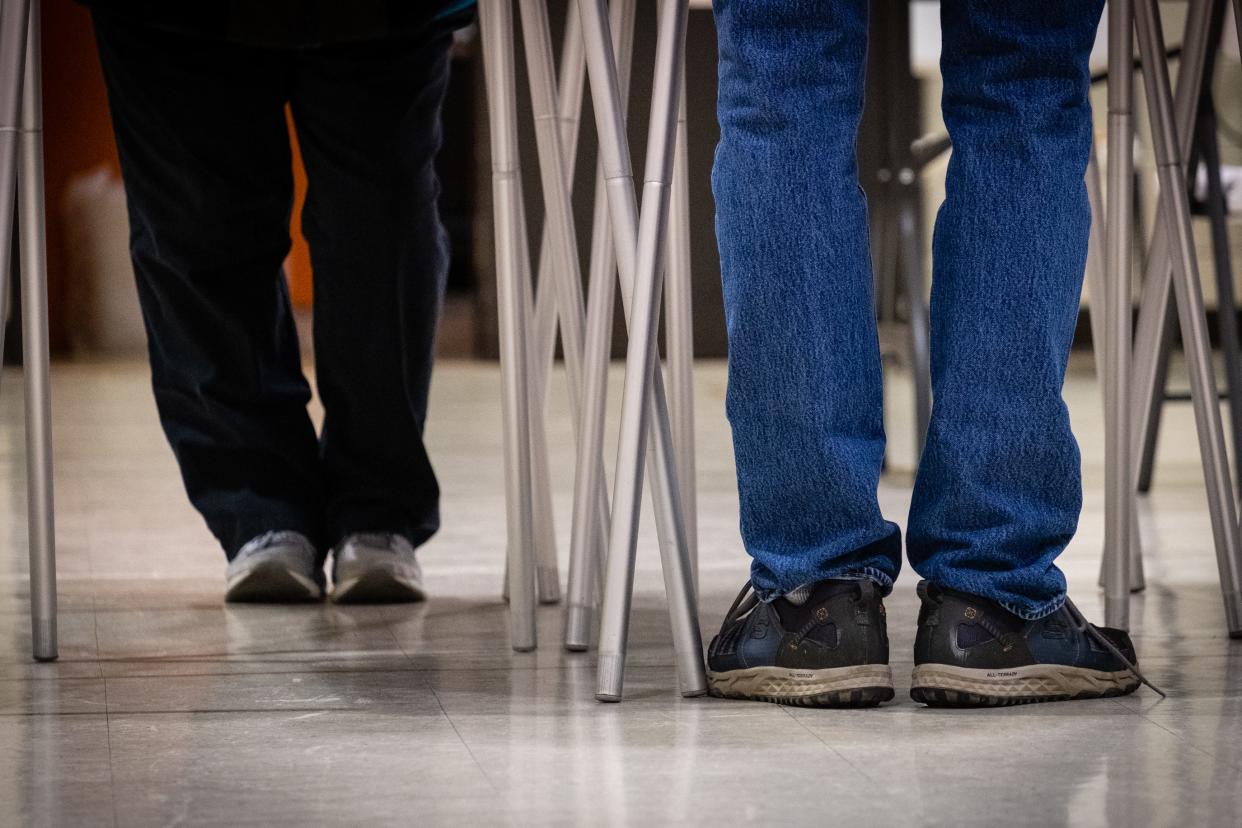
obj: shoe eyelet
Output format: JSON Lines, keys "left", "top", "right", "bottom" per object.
{"left": 814, "top": 607, "right": 830, "bottom": 623}
{"left": 964, "top": 607, "right": 978, "bottom": 620}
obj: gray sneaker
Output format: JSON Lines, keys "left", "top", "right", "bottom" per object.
{"left": 331, "top": 533, "right": 427, "bottom": 604}
{"left": 225, "top": 531, "right": 324, "bottom": 602}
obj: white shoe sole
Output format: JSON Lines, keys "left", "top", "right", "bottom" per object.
{"left": 225, "top": 560, "right": 323, "bottom": 603}
{"left": 333, "top": 564, "right": 426, "bottom": 604}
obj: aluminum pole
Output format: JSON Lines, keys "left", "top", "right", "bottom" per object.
{"left": 578, "top": 0, "right": 705, "bottom": 701}
{"left": 1135, "top": 0, "right": 1242, "bottom": 635}
{"left": 565, "top": 0, "right": 638, "bottom": 651}
{"left": 665, "top": 49, "right": 697, "bottom": 589}
{"left": 1089, "top": 145, "right": 1146, "bottom": 593}
{"left": 0, "top": 0, "right": 32, "bottom": 375}
{"left": 1103, "top": 0, "right": 1135, "bottom": 630}
{"left": 18, "top": 0, "right": 56, "bottom": 661}
{"left": 525, "top": 0, "right": 590, "bottom": 606}
{"left": 479, "top": 0, "right": 539, "bottom": 651}
{"left": 1130, "top": 0, "right": 1213, "bottom": 500}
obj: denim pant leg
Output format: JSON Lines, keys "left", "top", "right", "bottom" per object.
{"left": 713, "top": 0, "right": 901, "bottom": 600}
{"left": 906, "top": 0, "right": 1105, "bottom": 619}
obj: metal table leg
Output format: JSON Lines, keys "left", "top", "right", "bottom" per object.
{"left": 575, "top": 0, "right": 705, "bottom": 701}
{"left": 0, "top": 0, "right": 31, "bottom": 370}
{"left": 1103, "top": 0, "right": 1136, "bottom": 630}
{"left": 479, "top": 0, "right": 539, "bottom": 651}
{"left": 1089, "top": 146, "right": 1147, "bottom": 595}
{"left": 1134, "top": 0, "right": 1242, "bottom": 636}
{"left": 18, "top": 0, "right": 56, "bottom": 662}
{"left": 566, "top": 0, "right": 638, "bottom": 652}
{"left": 666, "top": 50, "right": 697, "bottom": 590}
{"left": 1130, "top": 0, "right": 1215, "bottom": 502}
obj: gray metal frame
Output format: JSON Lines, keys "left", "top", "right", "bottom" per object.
{"left": 1134, "top": 0, "right": 1242, "bottom": 496}
{"left": 479, "top": 0, "right": 540, "bottom": 651}
{"left": 566, "top": 0, "right": 637, "bottom": 652}
{"left": 1088, "top": 147, "right": 1147, "bottom": 595}
{"left": 0, "top": 0, "right": 57, "bottom": 662}
{"left": 1103, "top": 0, "right": 1136, "bottom": 629}
{"left": 481, "top": 0, "right": 700, "bottom": 662}
{"left": 1103, "top": 0, "right": 1242, "bottom": 634}
{"left": 574, "top": 0, "right": 705, "bottom": 701}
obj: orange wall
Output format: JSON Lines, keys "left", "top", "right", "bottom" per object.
{"left": 41, "top": 0, "right": 119, "bottom": 351}
{"left": 41, "top": 1, "right": 312, "bottom": 351}
{"left": 285, "top": 109, "right": 313, "bottom": 307}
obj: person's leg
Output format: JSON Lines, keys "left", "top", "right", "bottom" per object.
{"left": 905, "top": 2, "right": 1158, "bottom": 709}
{"left": 712, "top": 0, "right": 899, "bottom": 601}
{"left": 906, "top": 0, "right": 1104, "bottom": 618}
{"left": 705, "top": 0, "right": 896, "bottom": 707}
{"left": 288, "top": 28, "right": 452, "bottom": 553}
{"left": 93, "top": 14, "right": 324, "bottom": 559}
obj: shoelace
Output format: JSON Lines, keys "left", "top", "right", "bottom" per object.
{"left": 1063, "top": 598, "right": 1166, "bottom": 698}
{"left": 722, "top": 581, "right": 760, "bottom": 627}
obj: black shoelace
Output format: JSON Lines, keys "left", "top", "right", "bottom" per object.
{"left": 1063, "top": 598, "right": 1166, "bottom": 698}
{"left": 722, "top": 581, "right": 760, "bottom": 627}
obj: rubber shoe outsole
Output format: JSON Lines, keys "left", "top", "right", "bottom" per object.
{"left": 707, "top": 664, "right": 894, "bottom": 708}
{"left": 333, "top": 568, "right": 426, "bottom": 605}
{"left": 225, "top": 560, "right": 323, "bottom": 603}
{"left": 910, "top": 663, "right": 1140, "bottom": 707}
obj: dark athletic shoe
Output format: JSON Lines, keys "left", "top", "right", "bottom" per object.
{"left": 910, "top": 581, "right": 1163, "bottom": 707}
{"left": 706, "top": 579, "right": 895, "bottom": 707}
{"left": 225, "top": 531, "right": 325, "bottom": 603}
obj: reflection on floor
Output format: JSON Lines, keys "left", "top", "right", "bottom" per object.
{"left": 1, "top": 358, "right": 1240, "bottom": 826}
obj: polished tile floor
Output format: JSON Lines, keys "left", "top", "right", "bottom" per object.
{"left": 1, "top": 357, "right": 1240, "bottom": 826}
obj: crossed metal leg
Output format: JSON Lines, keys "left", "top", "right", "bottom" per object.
{"left": 565, "top": 0, "right": 637, "bottom": 653}
{"left": 575, "top": 0, "right": 704, "bottom": 700}
{"left": 479, "top": 0, "right": 700, "bottom": 671}
{"left": 1102, "top": 0, "right": 1242, "bottom": 635}
{"left": 1134, "top": 0, "right": 1242, "bottom": 497}
{"left": 0, "top": 0, "right": 57, "bottom": 662}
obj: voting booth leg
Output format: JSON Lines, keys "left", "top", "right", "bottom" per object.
{"left": 18, "top": 0, "right": 56, "bottom": 662}
{"left": 1089, "top": 146, "right": 1147, "bottom": 596}
{"left": 1102, "top": 0, "right": 1136, "bottom": 631}
{"left": 575, "top": 0, "right": 705, "bottom": 701}
{"left": 566, "top": 0, "right": 639, "bottom": 653}
{"left": 665, "top": 55, "right": 698, "bottom": 591}
{"left": 480, "top": 0, "right": 540, "bottom": 651}
{"left": 0, "top": 0, "right": 57, "bottom": 663}
{"left": 1133, "top": 0, "right": 1242, "bottom": 635}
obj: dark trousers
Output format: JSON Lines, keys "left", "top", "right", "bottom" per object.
{"left": 93, "top": 14, "right": 453, "bottom": 559}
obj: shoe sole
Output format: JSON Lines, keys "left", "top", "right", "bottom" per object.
{"left": 910, "top": 663, "right": 1140, "bottom": 707}
{"left": 225, "top": 561, "right": 322, "bottom": 603}
{"left": 707, "top": 664, "right": 894, "bottom": 708}
{"left": 333, "top": 568, "right": 427, "bottom": 605}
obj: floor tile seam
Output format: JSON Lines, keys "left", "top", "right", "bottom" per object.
{"left": 100, "top": 670, "right": 120, "bottom": 828}
{"left": 1129, "top": 704, "right": 1242, "bottom": 771}
{"left": 96, "top": 705, "right": 467, "bottom": 717}
{"left": 779, "top": 705, "right": 903, "bottom": 797}
{"left": 430, "top": 686, "right": 504, "bottom": 796}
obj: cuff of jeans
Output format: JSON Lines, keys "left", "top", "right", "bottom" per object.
{"left": 757, "top": 567, "right": 894, "bottom": 603}
{"left": 999, "top": 592, "right": 1066, "bottom": 621}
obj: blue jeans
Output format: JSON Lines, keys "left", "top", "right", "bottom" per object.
{"left": 712, "top": 0, "right": 1105, "bottom": 619}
